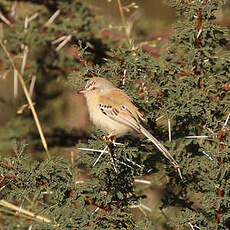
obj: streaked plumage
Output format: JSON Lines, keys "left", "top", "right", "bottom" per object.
{"left": 80, "top": 77, "right": 180, "bottom": 174}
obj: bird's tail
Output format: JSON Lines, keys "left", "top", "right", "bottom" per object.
{"left": 140, "top": 125, "right": 180, "bottom": 169}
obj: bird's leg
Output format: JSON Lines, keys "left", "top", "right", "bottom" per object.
{"left": 103, "top": 131, "right": 125, "bottom": 146}
{"left": 108, "top": 137, "right": 118, "bottom": 173}
{"left": 103, "top": 132, "right": 117, "bottom": 146}
{"left": 104, "top": 133, "right": 144, "bottom": 170}
{"left": 102, "top": 132, "right": 119, "bottom": 173}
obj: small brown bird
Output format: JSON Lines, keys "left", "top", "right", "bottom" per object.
{"left": 80, "top": 77, "right": 181, "bottom": 174}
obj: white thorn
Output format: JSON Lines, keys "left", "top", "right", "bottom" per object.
{"left": 56, "top": 35, "right": 72, "bottom": 51}
{"left": 117, "top": 160, "right": 133, "bottom": 168}
{"left": 13, "top": 69, "right": 18, "bottom": 99}
{"left": 29, "top": 75, "right": 36, "bottom": 98}
{"left": 52, "top": 35, "right": 67, "bottom": 45}
{"left": 130, "top": 203, "right": 151, "bottom": 212}
{"left": 24, "top": 16, "right": 29, "bottom": 30}
{"left": 10, "top": 2, "right": 17, "bottom": 17}
{"left": 156, "top": 115, "right": 165, "bottom": 122}
{"left": 223, "top": 113, "right": 230, "bottom": 129}
{"left": 17, "top": 197, "right": 25, "bottom": 214}
{"left": 110, "top": 155, "right": 117, "bottom": 173}
{"left": 28, "top": 13, "right": 39, "bottom": 22}
{"left": 185, "top": 136, "right": 210, "bottom": 139}
{"left": 189, "top": 222, "right": 200, "bottom": 230}
{"left": 92, "top": 207, "right": 100, "bottom": 214}
{"left": 41, "top": 191, "right": 53, "bottom": 194}
{"left": 189, "top": 222, "right": 195, "bottom": 230}
{"left": 134, "top": 179, "right": 151, "bottom": 184}
{"left": 139, "top": 203, "right": 151, "bottom": 212}
{"left": 122, "top": 69, "right": 127, "bottom": 85}
{"left": 197, "top": 29, "right": 202, "bottom": 38}
{"left": 168, "top": 118, "right": 172, "bottom": 142}
{"left": 93, "top": 146, "right": 108, "bottom": 166}
{"left": 44, "top": 9, "right": 61, "bottom": 27}
{"left": 78, "top": 147, "right": 109, "bottom": 153}
{"left": 177, "top": 168, "right": 182, "bottom": 180}
{"left": 21, "top": 46, "right": 29, "bottom": 74}
{"left": 0, "top": 11, "right": 11, "bottom": 26}
{"left": 202, "top": 151, "right": 213, "bottom": 161}
{"left": 75, "top": 180, "right": 85, "bottom": 184}
{"left": 125, "top": 158, "right": 143, "bottom": 168}
{"left": 0, "top": 184, "right": 7, "bottom": 191}
{"left": 113, "top": 142, "right": 124, "bottom": 145}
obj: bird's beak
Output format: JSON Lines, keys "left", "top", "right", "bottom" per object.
{"left": 79, "top": 89, "right": 87, "bottom": 94}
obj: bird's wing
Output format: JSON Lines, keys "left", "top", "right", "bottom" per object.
{"left": 100, "top": 89, "right": 181, "bottom": 173}
{"left": 99, "top": 89, "right": 141, "bottom": 132}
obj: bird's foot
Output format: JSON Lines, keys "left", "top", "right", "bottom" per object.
{"left": 102, "top": 135, "right": 117, "bottom": 147}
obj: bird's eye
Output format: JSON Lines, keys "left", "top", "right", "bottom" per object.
{"left": 92, "top": 86, "right": 96, "bottom": 90}
{"left": 85, "top": 81, "right": 95, "bottom": 89}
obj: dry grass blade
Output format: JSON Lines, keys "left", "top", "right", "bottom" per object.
{"left": 0, "top": 199, "right": 51, "bottom": 223}
{"left": 0, "top": 11, "right": 11, "bottom": 26}
{"left": 117, "top": 0, "right": 126, "bottom": 30}
{"left": 0, "top": 40, "right": 51, "bottom": 159}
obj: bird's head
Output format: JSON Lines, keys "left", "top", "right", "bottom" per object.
{"left": 79, "top": 77, "right": 114, "bottom": 95}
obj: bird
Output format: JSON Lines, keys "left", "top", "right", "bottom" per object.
{"left": 80, "top": 77, "right": 181, "bottom": 176}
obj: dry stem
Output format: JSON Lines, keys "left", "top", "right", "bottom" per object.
{"left": 0, "top": 40, "right": 50, "bottom": 159}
